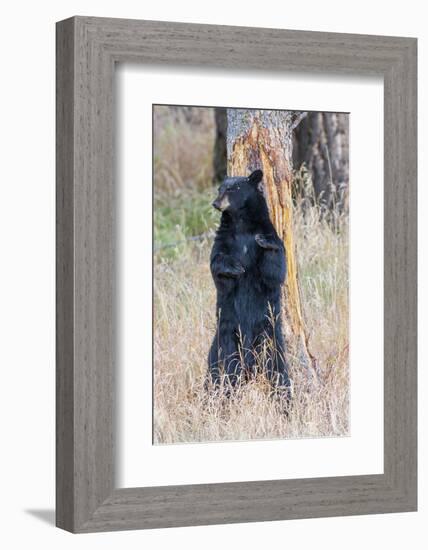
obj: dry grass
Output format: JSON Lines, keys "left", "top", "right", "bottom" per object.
{"left": 153, "top": 205, "right": 349, "bottom": 445}
{"left": 153, "top": 106, "right": 215, "bottom": 196}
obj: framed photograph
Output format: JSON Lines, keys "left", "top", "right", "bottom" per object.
{"left": 56, "top": 16, "right": 417, "bottom": 532}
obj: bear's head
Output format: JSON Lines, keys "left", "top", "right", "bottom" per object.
{"left": 212, "top": 170, "right": 264, "bottom": 213}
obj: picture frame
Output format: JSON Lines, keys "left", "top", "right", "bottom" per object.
{"left": 56, "top": 16, "right": 417, "bottom": 533}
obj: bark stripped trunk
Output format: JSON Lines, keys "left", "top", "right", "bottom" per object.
{"left": 293, "top": 112, "right": 349, "bottom": 212}
{"left": 227, "top": 109, "right": 315, "bottom": 372}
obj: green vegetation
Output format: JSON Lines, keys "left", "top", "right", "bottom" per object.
{"left": 154, "top": 188, "right": 220, "bottom": 260}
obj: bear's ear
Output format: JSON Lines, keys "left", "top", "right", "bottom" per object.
{"left": 248, "top": 169, "right": 263, "bottom": 186}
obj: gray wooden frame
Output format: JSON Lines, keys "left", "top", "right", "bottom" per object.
{"left": 56, "top": 16, "right": 417, "bottom": 533}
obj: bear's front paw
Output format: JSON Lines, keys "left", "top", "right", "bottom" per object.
{"left": 255, "top": 234, "right": 280, "bottom": 251}
{"left": 217, "top": 255, "right": 245, "bottom": 278}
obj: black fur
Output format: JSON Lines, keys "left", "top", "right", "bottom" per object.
{"left": 207, "top": 170, "right": 290, "bottom": 396}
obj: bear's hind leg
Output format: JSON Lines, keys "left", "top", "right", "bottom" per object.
{"left": 206, "top": 329, "right": 242, "bottom": 393}
{"left": 206, "top": 337, "right": 222, "bottom": 390}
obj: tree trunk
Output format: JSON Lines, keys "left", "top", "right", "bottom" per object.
{"left": 227, "top": 109, "right": 315, "bottom": 372}
{"left": 213, "top": 107, "right": 228, "bottom": 183}
{"left": 293, "top": 112, "right": 349, "bottom": 212}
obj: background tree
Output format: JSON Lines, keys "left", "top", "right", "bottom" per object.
{"left": 293, "top": 112, "right": 349, "bottom": 212}
{"left": 227, "top": 109, "right": 315, "bottom": 373}
{"left": 213, "top": 107, "right": 228, "bottom": 183}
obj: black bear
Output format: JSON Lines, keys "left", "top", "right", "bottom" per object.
{"left": 207, "top": 169, "right": 290, "bottom": 395}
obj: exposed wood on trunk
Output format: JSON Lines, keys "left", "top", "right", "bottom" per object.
{"left": 227, "top": 109, "right": 316, "bottom": 373}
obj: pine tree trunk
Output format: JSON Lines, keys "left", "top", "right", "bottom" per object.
{"left": 293, "top": 112, "right": 349, "bottom": 212}
{"left": 227, "top": 109, "right": 315, "bottom": 372}
{"left": 213, "top": 107, "right": 228, "bottom": 183}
